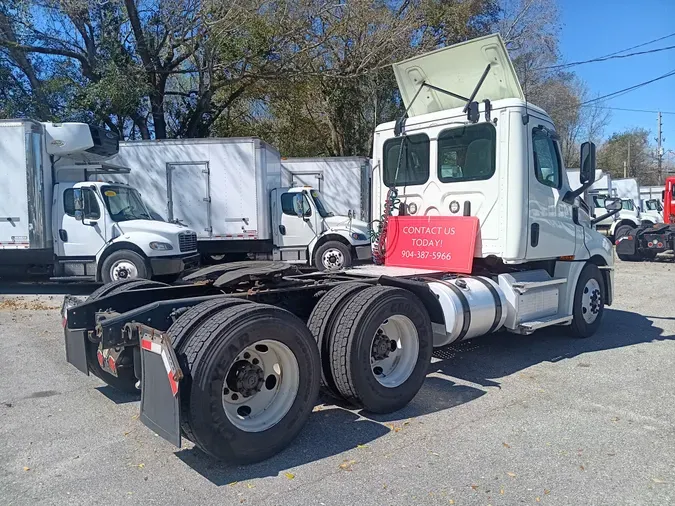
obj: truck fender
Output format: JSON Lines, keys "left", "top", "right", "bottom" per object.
{"left": 96, "top": 241, "right": 149, "bottom": 281}
{"left": 609, "top": 219, "right": 639, "bottom": 237}
{"left": 554, "top": 255, "right": 613, "bottom": 317}
{"left": 307, "top": 232, "right": 354, "bottom": 260}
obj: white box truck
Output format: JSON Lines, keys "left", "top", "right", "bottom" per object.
{"left": 0, "top": 120, "right": 199, "bottom": 282}
{"left": 112, "top": 138, "right": 372, "bottom": 271}
{"left": 612, "top": 178, "right": 662, "bottom": 227}
{"left": 281, "top": 157, "right": 371, "bottom": 222}
{"left": 63, "top": 34, "right": 619, "bottom": 465}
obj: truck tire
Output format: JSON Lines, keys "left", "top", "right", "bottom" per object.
{"left": 314, "top": 241, "right": 352, "bottom": 271}
{"left": 86, "top": 279, "right": 168, "bottom": 393}
{"left": 178, "top": 303, "right": 321, "bottom": 463}
{"left": 569, "top": 263, "right": 605, "bottom": 338}
{"left": 101, "top": 249, "right": 150, "bottom": 283}
{"left": 328, "top": 286, "right": 433, "bottom": 413}
{"left": 614, "top": 224, "right": 634, "bottom": 243}
{"left": 306, "top": 282, "right": 369, "bottom": 399}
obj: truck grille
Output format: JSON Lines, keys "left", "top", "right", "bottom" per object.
{"left": 179, "top": 232, "right": 197, "bottom": 252}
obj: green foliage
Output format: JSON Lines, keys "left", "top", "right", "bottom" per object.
{"left": 598, "top": 128, "right": 659, "bottom": 185}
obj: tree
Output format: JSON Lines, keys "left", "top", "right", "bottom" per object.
{"left": 597, "top": 128, "right": 660, "bottom": 185}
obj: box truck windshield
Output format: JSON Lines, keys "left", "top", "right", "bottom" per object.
{"left": 621, "top": 199, "right": 634, "bottom": 211}
{"left": 101, "top": 185, "right": 153, "bottom": 222}
{"left": 309, "top": 189, "right": 336, "bottom": 218}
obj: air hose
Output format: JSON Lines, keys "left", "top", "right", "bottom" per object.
{"left": 371, "top": 187, "right": 400, "bottom": 264}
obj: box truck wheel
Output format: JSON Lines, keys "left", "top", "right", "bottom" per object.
{"left": 328, "top": 286, "right": 433, "bottom": 413}
{"left": 569, "top": 263, "right": 605, "bottom": 338}
{"left": 176, "top": 303, "right": 320, "bottom": 463}
{"left": 101, "top": 249, "right": 150, "bottom": 283}
{"left": 307, "top": 282, "right": 369, "bottom": 399}
{"left": 314, "top": 241, "right": 352, "bottom": 271}
{"left": 85, "top": 279, "right": 168, "bottom": 393}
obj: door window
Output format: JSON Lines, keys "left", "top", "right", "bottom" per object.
{"left": 383, "top": 134, "right": 430, "bottom": 186}
{"left": 281, "top": 193, "right": 311, "bottom": 217}
{"left": 532, "top": 129, "right": 562, "bottom": 189}
{"left": 64, "top": 188, "right": 101, "bottom": 219}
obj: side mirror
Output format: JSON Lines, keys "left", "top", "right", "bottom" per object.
{"left": 604, "top": 197, "right": 622, "bottom": 212}
{"left": 579, "top": 142, "right": 596, "bottom": 185}
{"left": 74, "top": 210, "right": 84, "bottom": 222}
{"left": 73, "top": 189, "right": 84, "bottom": 212}
{"left": 293, "top": 194, "right": 304, "bottom": 219}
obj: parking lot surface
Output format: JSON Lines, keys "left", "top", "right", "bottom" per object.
{"left": 1, "top": 260, "right": 674, "bottom": 505}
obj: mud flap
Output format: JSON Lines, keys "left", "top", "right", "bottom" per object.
{"left": 139, "top": 331, "right": 183, "bottom": 448}
{"left": 62, "top": 295, "right": 89, "bottom": 375}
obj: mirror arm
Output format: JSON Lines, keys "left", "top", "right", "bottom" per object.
{"left": 591, "top": 208, "right": 620, "bottom": 226}
{"left": 563, "top": 182, "right": 592, "bottom": 205}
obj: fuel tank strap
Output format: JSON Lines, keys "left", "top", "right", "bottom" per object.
{"left": 466, "top": 276, "right": 503, "bottom": 333}
{"left": 424, "top": 277, "right": 471, "bottom": 341}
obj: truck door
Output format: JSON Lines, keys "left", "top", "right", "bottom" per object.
{"left": 166, "top": 162, "right": 211, "bottom": 237}
{"left": 274, "top": 190, "right": 318, "bottom": 247}
{"left": 55, "top": 184, "right": 107, "bottom": 258}
{"left": 527, "top": 127, "right": 576, "bottom": 258}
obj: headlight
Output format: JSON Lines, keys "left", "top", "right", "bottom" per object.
{"left": 149, "top": 241, "right": 173, "bottom": 251}
{"left": 351, "top": 232, "right": 368, "bottom": 241}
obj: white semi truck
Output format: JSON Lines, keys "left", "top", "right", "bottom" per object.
{"left": 0, "top": 120, "right": 199, "bottom": 282}
{"left": 612, "top": 178, "right": 663, "bottom": 226}
{"left": 112, "top": 139, "right": 372, "bottom": 271}
{"left": 63, "top": 34, "right": 620, "bottom": 464}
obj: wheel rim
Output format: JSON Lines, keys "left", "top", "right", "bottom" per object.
{"left": 581, "top": 278, "right": 602, "bottom": 324}
{"left": 322, "top": 248, "right": 344, "bottom": 270}
{"left": 370, "top": 315, "right": 419, "bottom": 388}
{"left": 209, "top": 254, "right": 226, "bottom": 262}
{"left": 221, "top": 339, "right": 299, "bottom": 432}
{"left": 110, "top": 260, "right": 138, "bottom": 281}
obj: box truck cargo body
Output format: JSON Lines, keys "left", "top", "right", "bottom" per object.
{"left": 113, "top": 139, "right": 372, "bottom": 270}
{"left": 281, "top": 157, "right": 371, "bottom": 222}
{"left": 0, "top": 120, "right": 198, "bottom": 281}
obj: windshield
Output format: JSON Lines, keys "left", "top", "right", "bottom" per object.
{"left": 310, "top": 190, "right": 335, "bottom": 218}
{"left": 592, "top": 195, "right": 607, "bottom": 209}
{"left": 101, "top": 185, "right": 153, "bottom": 222}
{"left": 621, "top": 199, "right": 634, "bottom": 211}
{"left": 646, "top": 199, "right": 662, "bottom": 211}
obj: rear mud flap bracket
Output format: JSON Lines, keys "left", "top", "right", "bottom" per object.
{"left": 138, "top": 328, "right": 183, "bottom": 448}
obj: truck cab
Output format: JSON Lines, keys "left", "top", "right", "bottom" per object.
{"left": 271, "top": 186, "right": 372, "bottom": 270}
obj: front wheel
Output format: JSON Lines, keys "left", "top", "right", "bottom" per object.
{"left": 314, "top": 241, "right": 352, "bottom": 271}
{"left": 101, "top": 249, "right": 150, "bottom": 283}
{"left": 569, "top": 263, "right": 605, "bottom": 338}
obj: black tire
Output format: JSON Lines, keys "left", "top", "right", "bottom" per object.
{"left": 614, "top": 224, "right": 634, "bottom": 243}
{"left": 85, "top": 279, "right": 168, "bottom": 393}
{"left": 168, "top": 298, "right": 253, "bottom": 443}
{"left": 328, "top": 286, "right": 433, "bottom": 413}
{"left": 154, "top": 273, "right": 182, "bottom": 284}
{"left": 314, "top": 241, "right": 352, "bottom": 271}
{"left": 569, "top": 263, "right": 605, "bottom": 338}
{"left": 306, "top": 283, "right": 369, "bottom": 399}
{"left": 178, "top": 303, "right": 320, "bottom": 463}
{"left": 101, "top": 249, "right": 150, "bottom": 284}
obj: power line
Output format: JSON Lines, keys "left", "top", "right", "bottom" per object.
{"left": 579, "top": 69, "right": 675, "bottom": 105}
{"left": 541, "top": 44, "right": 675, "bottom": 70}
{"left": 582, "top": 105, "right": 675, "bottom": 115}
{"left": 599, "top": 31, "right": 675, "bottom": 58}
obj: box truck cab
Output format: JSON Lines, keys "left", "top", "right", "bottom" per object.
{"left": 270, "top": 185, "right": 371, "bottom": 270}
{"left": 0, "top": 120, "right": 198, "bottom": 282}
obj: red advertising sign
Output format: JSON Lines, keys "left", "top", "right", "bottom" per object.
{"left": 385, "top": 216, "right": 479, "bottom": 273}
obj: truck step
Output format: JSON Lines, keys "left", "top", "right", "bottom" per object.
{"left": 511, "top": 277, "right": 567, "bottom": 294}
{"left": 518, "top": 315, "right": 573, "bottom": 334}
{"left": 49, "top": 276, "right": 97, "bottom": 282}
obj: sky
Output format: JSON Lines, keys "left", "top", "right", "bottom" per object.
{"left": 559, "top": 0, "right": 675, "bottom": 164}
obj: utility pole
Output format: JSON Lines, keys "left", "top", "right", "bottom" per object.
{"left": 626, "top": 140, "right": 631, "bottom": 178}
{"left": 657, "top": 112, "right": 663, "bottom": 183}
{"left": 623, "top": 160, "right": 627, "bottom": 178}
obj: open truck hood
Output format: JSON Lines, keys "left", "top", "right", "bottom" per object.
{"left": 392, "top": 34, "right": 524, "bottom": 117}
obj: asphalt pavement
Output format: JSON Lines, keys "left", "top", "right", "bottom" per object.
{"left": 1, "top": 260, "right": 674, "bottom": 505}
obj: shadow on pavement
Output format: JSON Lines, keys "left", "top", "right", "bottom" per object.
{"left": 95, "top": 386, "right": 140, "bottom": 404}
{"left": 174, "top": 406, "right": 390, "bottom": 484}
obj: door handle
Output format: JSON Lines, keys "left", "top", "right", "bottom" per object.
{"left": 279, "top": 225, "right": 286, "bottom": 235}
{"left": 58, "top": 229, "right": 68, "bottom": 242}
{"left": 530, "top": 223, "right": 539, "bottom": 247}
